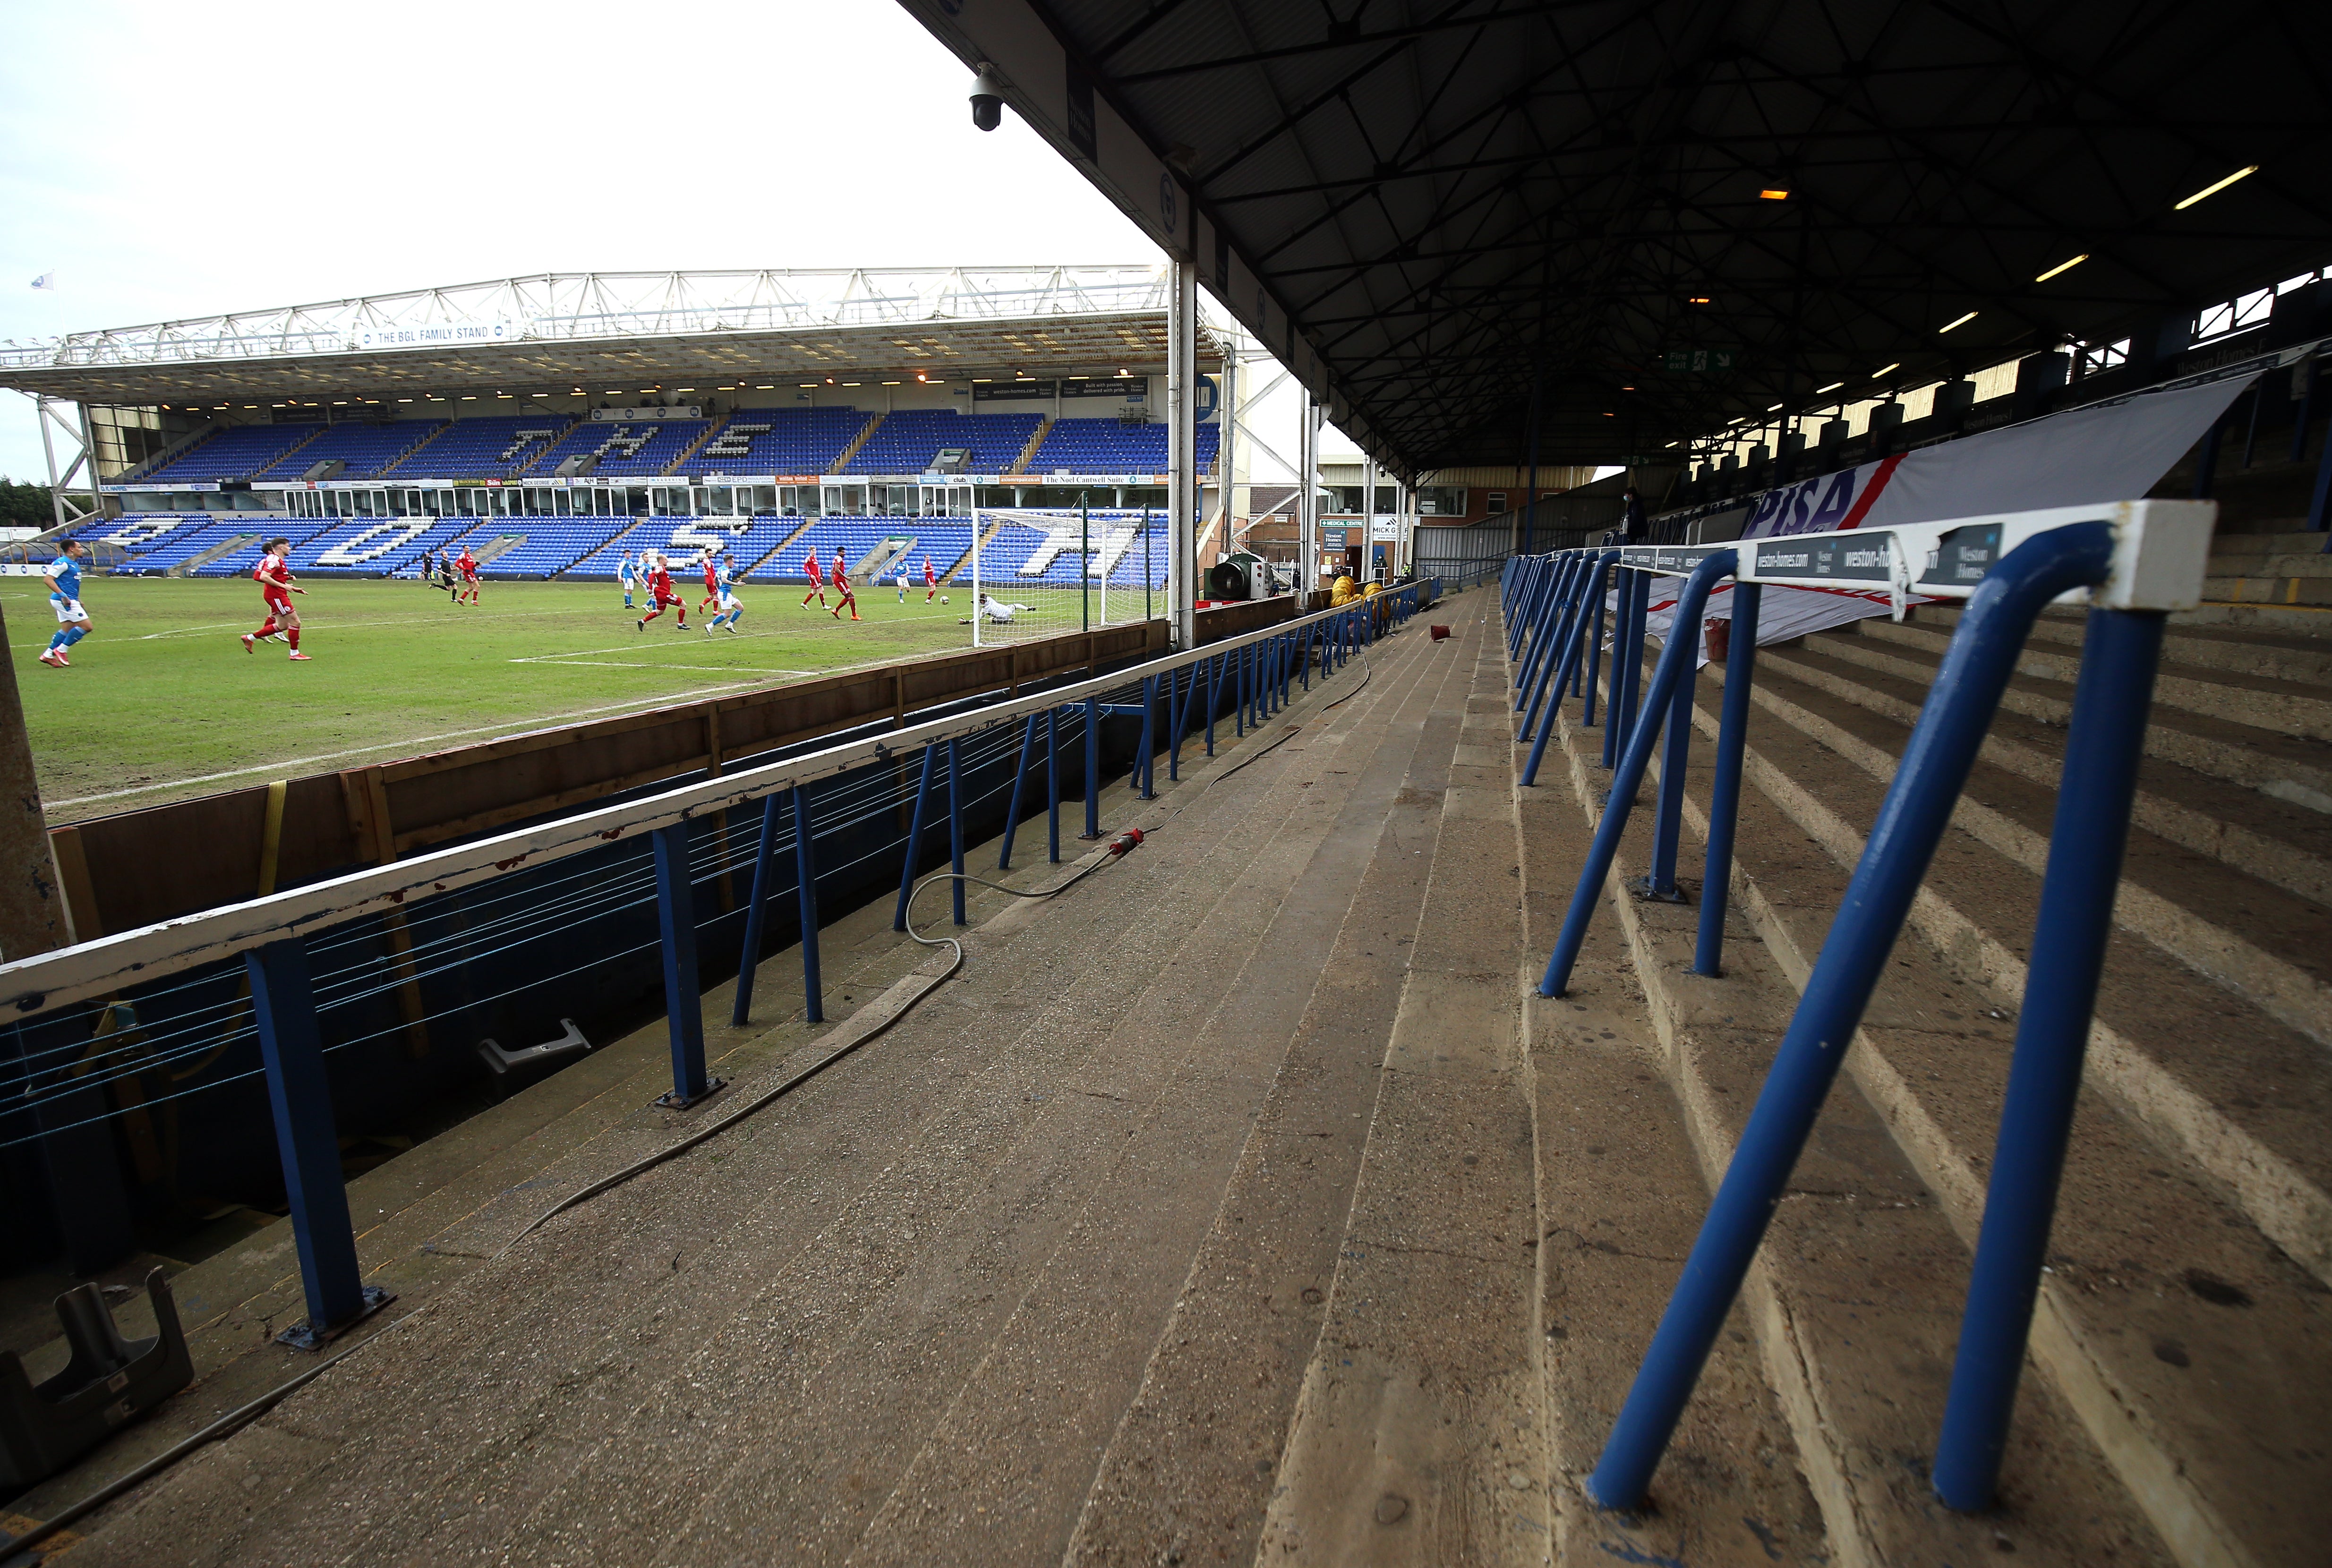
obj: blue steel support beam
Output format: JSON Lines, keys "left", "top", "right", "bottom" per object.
{"left": 1083, "top": 696, "right": 1102, "bottom": 839}
{"left": 1607, "top": 570, "right": 1650, "bottom": 771}
{"left": 1514, "top": 557, "right": 1574, "bottom": 712}
{"left": 946, "top": 738, "right": 966, "bottom": 925}
{"left": 893, "top": 743, "right": 939, "bottom": 930}
{"left": 1137, "top": 675, "right": 1158, "bottom": 799}
{"left": 794, "top": 784, "right": 823, "bottom": 1023}
{"left": 248, "top": 938, "right": 385, "bottom": 1346}
{"left": 652, "top": 822, "right": 719, "bottom": 1108}
{"left": 1047, "top": 707, "right": 1061, "bottom": 862}
{"left": 1694, "top": 583, "right": 1761, "bottom": 977}
{"left": 730, "top": 792, "right": 785, "bottom": 1026}
{"left": 1583, "top": 551, "right": 1616, "bottom": 728}
{"left": 1206, "top": 653, "right": 1220, "bottom": 755}
{"left": 1000, "top": 711, "right": 1041, "bottom": 869}
{"left": 1540, "top": 553, "right": 1737, "bottom": 995}
{"left": 1583, "top": 523, "right": 2116, "bottom": 1512}
{"left": 1645, "top": 591, "right": 1708, "bottom": 900}
{"left": 1931, "top": 605, "right": 2165, "bottom": 1511}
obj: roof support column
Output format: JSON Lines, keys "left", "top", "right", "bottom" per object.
{"left": 1167, "top": 259, "right": 1199, "bottom": 648}
{"left": 1298, "top": 391, "right": 1319, "bottom": 595}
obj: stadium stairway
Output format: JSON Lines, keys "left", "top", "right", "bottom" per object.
{"left": 1512, "top": 579, "right": 2332, "bottom": 1567}
{"left": 828, "top": 411, "right": 883, "bottom": 472}
{"left": 1014, "top": 416, "right": 1052, "bottom": 475}
{"left": 27, "top": 601, "right": 1589, "bottom": 1568}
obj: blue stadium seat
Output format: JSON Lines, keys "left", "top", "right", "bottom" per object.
{"left": 683, "top": 408, "right": 872, "bottom": 477}
{"left": 564, "top": 516, "right": 805, "bottom": 580}
{"left": 273, "top": 515, "right": 487, "bottom": 577}
{"left": 1019, "top": 418, "right": 1221, "bottom": 476}
{"left": 528, "top": 419, "right": 710, "bottom": 479}
{"left": 842, "top": 410, "right": 1042, "bottom": 475}
{"left": 385, "top": 415, "right": 580, "bottom": 478}
{"left": 256, "top": 421, "right": 448, "bottom": 480}
{"left": 142, "top": 424, "right": 325, "bottom": 483}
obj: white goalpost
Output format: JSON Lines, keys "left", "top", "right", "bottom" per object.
{"left": 968, "top": 507, "right": 1160, "bottom": 646}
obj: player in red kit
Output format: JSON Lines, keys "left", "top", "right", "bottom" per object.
{"left": 241, "top": 537, "right": 311, "bottom": 660}
{"left": 829, "top": 546, "right": 861, "bottom": 621}
{"left": 636, "top": 552, "right": 689, "bottom": 630}
{"left": 456, "top": 545, "right": 481, "bottom": 606}
{"left": 698, "top": 553, "right": 722, "bottom": 611}
{"left": 799, "top": 546, "right": 829, "bottom": 609}
{"left": 923, "top": 554, "right": 939, "bottom": 602}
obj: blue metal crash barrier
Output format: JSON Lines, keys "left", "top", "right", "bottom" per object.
{"left": 1503, "top": 501, "right": 2211, "bottom": 1515}
{"left": 0, "top": 582, "right": 1431, "bottom": 1352}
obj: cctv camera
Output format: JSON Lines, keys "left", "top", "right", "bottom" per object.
{"left": 970, "top": 63, "right": 1007, "bottom": 132}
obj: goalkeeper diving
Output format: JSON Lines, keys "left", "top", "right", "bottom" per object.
{"left": 961, "top": 590, "right": 1034, "bottom": 625}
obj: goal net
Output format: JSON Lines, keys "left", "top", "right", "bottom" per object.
{"left": 966, "top": 508, "right": 1166, "bottom": 646}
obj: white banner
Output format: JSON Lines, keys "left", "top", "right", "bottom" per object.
{"left": 350, "top": 319, "right": 513, "bottom": 351}
{"left": 1642, "top": 373, "right": 2261, "bottom": 654}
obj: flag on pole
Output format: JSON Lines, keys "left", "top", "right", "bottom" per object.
{"left": 30, "top": 273, "right": 55, "bottom": 290}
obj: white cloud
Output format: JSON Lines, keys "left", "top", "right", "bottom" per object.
{"left": 0, "top": 0, "right": 1223, "bottom": 485}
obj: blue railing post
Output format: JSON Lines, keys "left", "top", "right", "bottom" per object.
{"left": 1520, "top": 579, "right": 1601, "bottom": 786}
{"left": 1516, "top": 559, "right": 1574, "bottom": 714}
{"left": 1234, "top": 644, "right": 1247, "bottom": 736}
{"left": 1583, "top": 551, "right": 1615, "bottom": 727}
{"left": 1047, "top": 707, "right": 1062, "bottom": 862}
{"left": 1694, "top": 583, "right": 1761, "bottom": 976}
{"left": 1584, "top": 524, "right": 2117, "bottom": 1512}
{"left": 1540, "top": 553, "right": 1736, "bottom": 994}
{"left": 1518, "top": 571, "right": 1581, "bottom": 744}
{"left": 1000, "top": 711, "right": 1041, "bottom": 869}
{"left": 893, "top": 743, "right": 939, "bottom": 930}
{"left": 730, "top": 791, "right": 785, "bottom": 1025}
{"left": 1932, "top": 605, "right": 2165, "bottom": 1512}
{"left": 1083, "top": 695, "right": 1102, "bottom": 838}
{"left": 247, "top": 938, "right": 386, "bottom": 1347}
{"left": 1645, "top": 583, "right": 1713, "bottom": 901}
{"left": 1606, "top": 568, "right": 1650, "bottom": 770}
{"left": 1169, "top": 665, "right": 1192, "bottom": 780}
{"left": 1513, "top": 557, "right": 1571, "bottom": 713}
{"left": 1206, "top": 652, "right": 1221, "bottom": 754}
{"left": 946, "top": 737, "right": 966, "bottom": 925}
{"left": 1137, "top": 674, "right": 1158, "bottom": 798}
{"left": 794, "top": 784, "right": 823, "bottom": 1023}
{"left": 652, "top": 822, "right": 720, "bottom": 1108}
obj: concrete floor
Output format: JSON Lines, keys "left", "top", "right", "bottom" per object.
{"left": 26, "top": 597, "right": 1555, "bottom": 1567}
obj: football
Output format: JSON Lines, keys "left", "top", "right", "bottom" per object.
{"left": 940, "top": 595, "right": 949, "bottom": 604}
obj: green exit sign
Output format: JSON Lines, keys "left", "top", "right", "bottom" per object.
{"left": 1665, "top": 349, "right": 1737, "bottom": 373}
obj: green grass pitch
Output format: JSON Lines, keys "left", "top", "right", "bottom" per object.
{"left": 7, "top": 575, "right": 1129, "bottom": 823}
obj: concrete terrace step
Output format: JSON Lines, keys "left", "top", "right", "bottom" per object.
{"left": 1524, "top": 694, "right": 2178, "bottom": 1568}
{"left": 1803, "top": 621, "right": 2332, "bottom": 814}
{"left": 1608, "top": 659, "right": 2332, "bottom": 1568}
{"left": 1764, "top": 637, "right": 2332, "bottom": 910}
{"left": 1847, "top": 615, "right": 2332, "bottom": 741}
{"left": 1508, "top": 694, "right": 1829, "bottom": 1562}
{"left": 2202, "top": 575, "right": 2332, "bottom": 606}
{"left": 1943, "top": 603, "right": 2332, "bottom": 687}
{"left": 1722, "top": 651, "right": 2332, "bottom": 1287}
{"left": 50, "top": 613, "right": 1482, "bottom": 1568}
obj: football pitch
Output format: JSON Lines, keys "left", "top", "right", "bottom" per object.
{"left": 8, "top": 576, "right": 1133, "bottom": 823}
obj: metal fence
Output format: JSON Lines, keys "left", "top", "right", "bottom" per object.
{"left": 0, "top": 582, "right": 1434, "bottom": 1348}
{"left": 1498, "top": 502, "right": 2210, "bottom": 1515}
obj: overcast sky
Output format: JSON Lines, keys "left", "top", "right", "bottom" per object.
{"left": 0, "top": 0, "right": 1360, "bottom": 490}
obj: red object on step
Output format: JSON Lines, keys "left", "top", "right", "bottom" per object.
{"left": 1109, "top": 828, "right": 1145, "bottom": 856}
{"left": 1705, "top": 617, "right": 1731, "bottom": 662}
{"left": 1429, "top": 624, "right": 1452, "bottom": 641}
